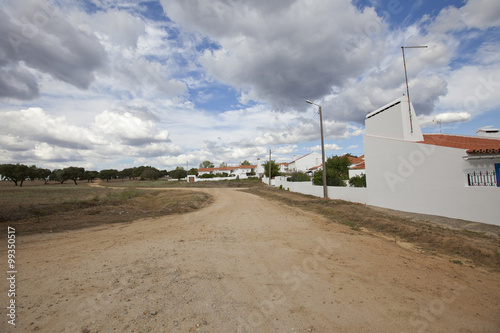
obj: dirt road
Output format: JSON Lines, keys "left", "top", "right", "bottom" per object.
{"left": 2, "top": 188, "right": 499, "bottom": 332}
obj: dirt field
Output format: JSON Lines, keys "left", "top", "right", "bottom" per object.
{"left": 1, "top": 186, "right": 499, "bottom": 332}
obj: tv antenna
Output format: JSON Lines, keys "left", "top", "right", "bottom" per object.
{"left": 401, "top": 45, "right": 428, "bottom": 133}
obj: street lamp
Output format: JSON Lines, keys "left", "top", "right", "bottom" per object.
{"left": 306, "top": 100, "right": 328, "bottom": 199}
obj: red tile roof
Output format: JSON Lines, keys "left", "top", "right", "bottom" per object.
{"left": 238, "top": 165, "right": 257, "bottom": 169}
{"left": 351, "top": 161, "right": 365, "bottom": 170}
{"left": 198, "top": 167, "right": 236, "bottom": 172}
{"left": 347, "top": 155, "right": 364, "bottom": 165}
{"left": 198, "top": 165, "right": 256, "bottom": 172}
{"left": 308, "top": 164, "right": 322, "bottom": 170}
{"left": 420, "top": 134, "right": 500, "bottom": 154}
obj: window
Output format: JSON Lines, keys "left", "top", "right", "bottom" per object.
{"left": 496, "top": 164, "right": 500, "bottom": 187}
{"left": 467, "top": 170, "right": 496, "bottom": 186}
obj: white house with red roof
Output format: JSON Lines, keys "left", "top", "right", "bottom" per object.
{"left": 348, "top": 155, "right": 365, "bottom": 178}
{"left": 198, "top": 165, "right": 257, "bottom": 179}
{"left": 287, "top": 152, "right": 322, "bottom": 173}
{"left": 364, "top": 96, "right": 500, "bottom": 226}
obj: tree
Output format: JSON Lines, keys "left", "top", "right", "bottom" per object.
{"left": 0, "top": 164, "right": 30, "bottom": 187}
{"left": 120, "top": 168, "right": 135, "bottom": 180}
{"left": 199, "top": 160, "right": 214, "bottom": 168}
{"left": 83, "top": 170, "right": 99, "bottom": 182}
{"left": 219, "top": 162, "right": 227, "bottom": 167}
{"left": 188, "top": 168, "right": 198, "bottom": 175}
{"left": 140, "top": 167, "right": 160, "bottom": 180}
{"left": 349, "top": 174, "right": 366, "bottom": 187}
{"left": 27, "top": 165, "right": 39, "bottom": 181}
{"left": 169, "top": 166, "right": 187, "bottom": 180}
{"left": 312, "top": 155, "right": 351, "bottom": 187}
{"left": 263, "top": 160, "right": 280, "bottom": 178}
{"left": 62, "top": 167, "right": 85, "bottom": 185}
{"left": 50, "top": 169, "right": 68, "bottom": 184}
{"left": 132, "top": 166, "right": 146, "bottom": 179}
{"left": 313, "top": 168, "right": 346, "bottom": 187}
{"left": 99, "top": 169, "right": 119, "bottom": 182}
{"left": 240, "top": 160, "right": 251, "bottom": 166}
{"left": 325, "top": 155, "right": 351, "bottom": 180}
{"left": 38, "top": 168, "right": 52, "bottom": 184}
{"left": 158, "top": 169, "right": 168, "bottom": 178}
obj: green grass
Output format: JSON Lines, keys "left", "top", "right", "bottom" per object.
{"left": 342, "top": 220, "right": 361, "bottom": 231}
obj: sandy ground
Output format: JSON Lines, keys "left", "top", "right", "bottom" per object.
{"left": 1, "top": 188, "right": 499, "bottom": 332}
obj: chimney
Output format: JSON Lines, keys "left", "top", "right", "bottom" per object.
{"left": 476, "top": 126, "right": 500, "bottom": 138}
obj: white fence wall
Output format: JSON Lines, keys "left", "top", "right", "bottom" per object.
{"left": 269, "top": 177, "right": 367, "bottom": 204}
{"left": 261, "top": 177, "right": 276, "bottom": 186}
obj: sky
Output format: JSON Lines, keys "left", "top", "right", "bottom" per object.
{"left": 0, "top": 0, "right": 499, "bottom": 171}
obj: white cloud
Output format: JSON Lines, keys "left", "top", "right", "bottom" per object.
{"left": 1, "top": 0, "right": 499, "bottom": 171}
{"left": 0, "top": 107, "right": 182, "bottom": 166}
{"left": 161, "top": 0, "right": 387, "bottom": 109}
{"left": 93, "top": 110, "right": 171, "bottom": 145}
{"left": 418, "top": 112, "right": 472, "bottom": 128}
{"left": 308, "top": 144, "right": 342, "bottom": 152}
{"left": 425, "top": 0, "right": 500, "bottom": 33}
{"left": 0, "top": 108, "right": 100, "bottom": 149}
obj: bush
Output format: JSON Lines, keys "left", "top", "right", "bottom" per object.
{"left": 313, "top": 169, "right": 346, "bottom": 187}
{"left": 290, "top": 172, "right": 311, "bottom": 182}
{"left": 199, "top": 173, "right": 216, "bottom": 178}
{"left": 349, "top": 174, "right": 366, "bottom": 187}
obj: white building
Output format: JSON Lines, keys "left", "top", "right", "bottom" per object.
{"left": 348, "top": 155, "right": 365, "bottom": 179}
{"left": 198, "top": 165, "right": 257, "bottom": 179}
{"left": 288, "top": 152, "right": 322, "bottom": 173}
{"left": 364, "top": 96, "right": 500, "bottom": 226}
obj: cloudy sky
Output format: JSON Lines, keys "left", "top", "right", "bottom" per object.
{"left": 1, "top": 0, "right": 499, "bottom": 171}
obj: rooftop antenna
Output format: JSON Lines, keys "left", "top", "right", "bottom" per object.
{"left": 433, "top": 119, "right": 442, "bottom": 133}
{"left": 401, "top": 45, "right": 428, "bottom": 133}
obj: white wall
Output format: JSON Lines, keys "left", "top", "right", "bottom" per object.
{"left": 364, "top": 135, "right": 500, "bottom": 226}
{"left": 365, "top": 97, "right": 423, "bottom": 142}
{"left": 271, "top": 177, "right": 367, "bottom": 204}
{"left": 348, "top": 169, "right": 365, "bottom": 178}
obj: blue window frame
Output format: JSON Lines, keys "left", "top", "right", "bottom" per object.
{"left": 496, "top": 163, "right": 500, "bottom": 187}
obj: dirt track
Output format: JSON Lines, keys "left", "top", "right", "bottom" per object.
{"left": 2, "top": 188, "right": 499, "bottom": 332}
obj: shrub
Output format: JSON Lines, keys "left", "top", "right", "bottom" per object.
{"left": 290, "top": 171, "right": 311, "bottom": 182}
{"left": 349, "top": 174, "right": 366, "bottom": 187}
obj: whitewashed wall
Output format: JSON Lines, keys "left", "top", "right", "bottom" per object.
{"left": 364, "top": 135, "right": 500, "bottom": 226}
{"left": 270, "top": 177, "right": 367, "bottom": 204}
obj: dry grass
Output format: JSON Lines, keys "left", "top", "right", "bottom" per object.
{"left": 96, "top": 178, "right": 264, "bottom": 188}
{"left": 0, "top": 184, "right": 212, "bottom": 235}
{"left": 245, "top": 186, "right": 500, "bottom": 270}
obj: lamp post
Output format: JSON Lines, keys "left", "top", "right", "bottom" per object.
{"left": 306, "top": 100, "right": 328, "bottom": 199}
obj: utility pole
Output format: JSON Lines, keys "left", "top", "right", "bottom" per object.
{"left": 401, "top": 45, "right": 427, "bottom": 133}
{"left": 268, "top": 149, "right": 271, "bottom": 186}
